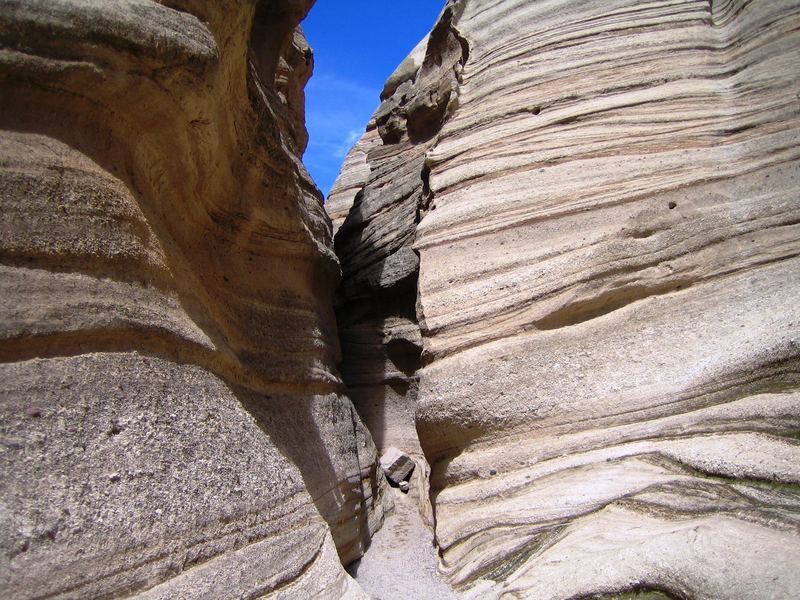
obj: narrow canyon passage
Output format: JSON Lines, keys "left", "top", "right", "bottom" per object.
{"left": 326, "top": 5, "right": 471, "bottom": 593}
{"left": 348, "top": 487, "right": 459, "bottom": 600}
{"left": 1, "top": 0, "right": 799, "bottom": 598}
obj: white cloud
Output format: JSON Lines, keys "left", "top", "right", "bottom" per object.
{"left": 306, "top": 73, "right": 375, "bottom": 99}
{"left": 333, "top": 129, "right": 363, "bottom": 159}
{"left": 304, "top": 73, "right": 379, "bottom": 193}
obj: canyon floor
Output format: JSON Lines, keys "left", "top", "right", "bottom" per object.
{"left": 348, "top": 488, "right": 460, "bottom": 600}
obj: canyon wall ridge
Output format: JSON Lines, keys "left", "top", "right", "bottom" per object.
{"left": 330, "top": 0, "right": 800, "bottom": 598}
{"left": 0, "top": 1, "right": 388, "bottom": 598}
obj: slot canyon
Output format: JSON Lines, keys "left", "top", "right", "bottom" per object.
{"left": 1, "top": 1, "right": 799, "bottom": 598}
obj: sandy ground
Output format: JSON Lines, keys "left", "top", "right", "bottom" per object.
{"left": 348, "top": 487, "right": 460, "bottom": 599}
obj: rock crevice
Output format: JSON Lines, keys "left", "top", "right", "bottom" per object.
{"left": 330, "top": 2, "right": 471, "bottom": 534}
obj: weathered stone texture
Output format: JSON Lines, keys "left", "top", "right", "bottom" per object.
{"left": 330, "top": 0, "right": 800, "bottom": 598}
{"left": 331, "top": 4, "right": 468, "bottom": 530}
{"left": 0, "top": 1, "right": 386, "bottom": 598}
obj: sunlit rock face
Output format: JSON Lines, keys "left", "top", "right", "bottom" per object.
{"left": 330, "top": 0, "right": 800, "bottom": 598}
{"left": 0, "top": 1, "right": 387, "bottom": 598}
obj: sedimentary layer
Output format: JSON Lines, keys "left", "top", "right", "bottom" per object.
{"left": 331, "top": 2, "right": 470, "bottom": 521}
{"left": 0, "top": 1, "right": 386, "bottom": 597}
{"left": 330, "top": 0, "right": 800, "bottom": 598}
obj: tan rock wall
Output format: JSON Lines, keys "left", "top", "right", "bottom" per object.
{"left": 0, "top": 1, "right": 385, "bottom": 597}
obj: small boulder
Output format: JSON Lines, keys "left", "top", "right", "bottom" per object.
{"left": 379, "top": 447, "right": 415, "bottom": 485}
{"left": 399, "top": 481, "right": 410, "bottom": 493}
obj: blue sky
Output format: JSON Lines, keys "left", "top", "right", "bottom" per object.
{"left": 301, "top": 2, "right": 444, "bottom": 196}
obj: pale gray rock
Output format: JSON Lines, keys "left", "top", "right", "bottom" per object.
{"left": 326, "top": 128, "right": 381, "bottom": 237}
{"left": 380, "top": 34, "right": 430, "bottom": 100}
{"left": 380, "top": 447, "right": 416, "bottom": 485}
{"left": 329, "top": 0, "right": 800, "bottom": 598}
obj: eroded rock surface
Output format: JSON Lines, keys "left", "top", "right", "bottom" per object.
{"left": 332, "top": 4, "right": 468, "bottom": 534}
{"left": 0, "top": 1, "right": 387, "bottom": 598}
{"left": 330, "top": 1, "right": 800, "bottom": 598}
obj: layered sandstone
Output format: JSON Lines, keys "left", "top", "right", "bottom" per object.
{"left": 0, "top": 1, "right": 387, "bottom": 598}
{"left": 331, "top": 0, "right": 800, "bottom": 598}
{"left": 331, "top": 5, "right": 468, "bottom": 526}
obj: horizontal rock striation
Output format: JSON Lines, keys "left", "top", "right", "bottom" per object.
{"left": 0, "top": 1, "right": 386, "bottom": 598}
{"left": 331, "top": 1, "right": 470, "bottom": 521}
{"left": 331, "top": 0, "right": 800, "bottom": 598}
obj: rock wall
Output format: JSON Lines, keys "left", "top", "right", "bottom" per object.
{"left": 0, "top": 1, "right": 387, "bottom": 598}
{"left": 330, "top": 0, "right": 800, "bottom": 598}
{"left": 331, "top": 3, "right": 469, "bottom": 522}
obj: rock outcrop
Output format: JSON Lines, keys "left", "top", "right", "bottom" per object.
{"left": 332, "top": 3, "right": 468, "bottom": 527}
{"left": 330, "top": 0, "right": 800, "bottom": 598}
{"left": 0, "top": 1, "right": 387, "bottom": 598}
